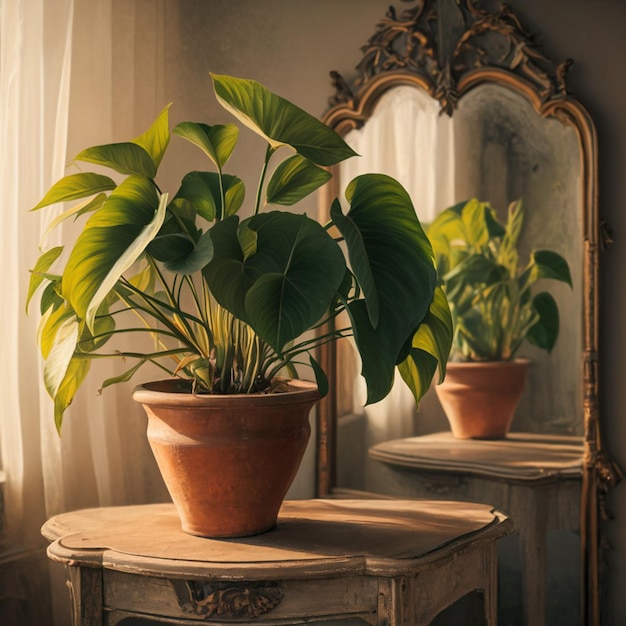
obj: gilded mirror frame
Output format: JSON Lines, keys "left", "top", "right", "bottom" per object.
{"left": 316, "top": 1, "right": 621, "bottom": 624}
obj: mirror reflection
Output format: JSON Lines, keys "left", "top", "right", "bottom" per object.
{"left": 335, "top": 82, "right": 583, "bottom": 492}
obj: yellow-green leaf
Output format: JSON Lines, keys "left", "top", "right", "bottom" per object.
{"left": 132, "top": 104, "right": 171, "bottom": 170}
{"left": 26, "top": 246, "right": 63, "bottom": 313}
{"left": 31, "top": 173, "right": 116, "bottom": 211}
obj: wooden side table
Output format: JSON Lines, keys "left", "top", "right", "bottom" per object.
{"left": 368, "top": 432, "right": 583, "bottom": 626}
{"left": 42, "top": 499, "right": 512, "bottom": 625}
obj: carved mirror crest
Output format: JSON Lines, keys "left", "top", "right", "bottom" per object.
{"left": 316, "top": 1, "right": 621, "bottom": 624}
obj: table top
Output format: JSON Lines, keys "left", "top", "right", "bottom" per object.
{"left": 42, "top": 499, "right": 512, "bottom": 579}
{"left": 369, "top": 432, "right": 583, "bottom": 482}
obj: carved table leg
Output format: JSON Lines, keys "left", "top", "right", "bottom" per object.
{"left": 65, "top": 565, "right": 103, "bottom": 626}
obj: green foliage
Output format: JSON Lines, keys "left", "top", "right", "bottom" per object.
{"left": 28, "top": 73, "right": 453, "bottom": 431}
{"left": 427, "top": 198, "right": 572, "bottom": 362}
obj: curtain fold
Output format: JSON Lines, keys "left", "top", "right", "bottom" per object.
{"left": 0, "top": 0, "right": 76, "bottom": 544}
{"left": 0, "top": 0, "right": 169, "bottom": 555}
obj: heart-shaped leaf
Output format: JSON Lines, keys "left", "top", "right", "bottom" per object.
{"left": 266, "top": 155, "right": 331, "bottom": 206}
{"left": 530, "top": 250, "right": 572, "bottom": 286}
{"left": 211, "top": 73, "right": 357, "bottom": 166}
{"left": 205, "top": 211, "right": 346, "bottom": 352}
{"left": 173, "top": 122, "right": 239, "bottom": 170}
{"left": 174, "top": 171, "right": 245, "bottom": 221}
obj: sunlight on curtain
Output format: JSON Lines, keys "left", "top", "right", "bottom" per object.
{"left": 0, "top": 0, "right": 170, "bottom": 556}
{"left": 339, "top": 85, "right": 455, "bottom": 449}
{"left": 0, "top": 0, "right": 76, "bottom": 544}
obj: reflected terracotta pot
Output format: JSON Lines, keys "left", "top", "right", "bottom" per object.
{"left": 133, "top": 379, "right": 319, "bottom": 538}
{"left": 435, "top": 359, "right": 529, "bottom": 439}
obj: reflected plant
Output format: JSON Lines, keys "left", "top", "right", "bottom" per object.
{"left": 427, "top": 198, "right": 571, "bottom": 361}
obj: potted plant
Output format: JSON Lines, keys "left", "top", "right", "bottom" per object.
{"left": 426, "top": 198, "right": 571, "bottom": 439}
{"left": 27, "top": 74, "right": 452, "bottom": 537}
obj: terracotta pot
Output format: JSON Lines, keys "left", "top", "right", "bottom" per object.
{"left": 435, "top": 359, "right": 529, "bottom": 439}
{"left": 133, "top": 379, "right": 319, "bottom": 538}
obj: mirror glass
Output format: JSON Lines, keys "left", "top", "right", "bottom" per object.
{"left": 334, "top": 82, "right": 583, "bottom": 490}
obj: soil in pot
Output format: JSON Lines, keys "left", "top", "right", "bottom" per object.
{"left": 435, "top": 359, "right": 529, "bottom": 439}
{"left": 133, "top": 379, "right": 319, "bottom": 538}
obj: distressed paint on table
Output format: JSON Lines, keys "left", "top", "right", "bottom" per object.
{"left": 42, "top": 499, "right": 513, "bottom": 626}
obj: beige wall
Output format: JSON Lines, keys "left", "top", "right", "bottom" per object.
{"left": 88, "top": 1, "right": 626, "bottom": 623}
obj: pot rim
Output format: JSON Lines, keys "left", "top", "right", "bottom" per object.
{"left": 132, "top": 378, "right": 320, "bottom": 408}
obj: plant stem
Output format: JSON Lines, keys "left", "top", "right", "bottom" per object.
{"left": 254, "top": 144, "right": 275, "bottom": 216}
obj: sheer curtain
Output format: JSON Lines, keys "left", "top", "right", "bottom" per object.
{"left": 339, "top": 86, "right": 455, "bottom": 450}
{"left": 0, "top": 0, "right": 168, "bottom": 558}
{"left": 0, "top": 0, "right": 75, "bottom": 546}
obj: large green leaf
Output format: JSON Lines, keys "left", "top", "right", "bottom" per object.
{"left": 527, "top": 291, "right": 560, "bottom": 352}
{"left": 211, "top": 73, "right": 357, "bottom": 166}
{"left": 32, "top": 173, "right": 116, "bottom": 211}
{"left": 242, "top": 211, "right": 346, "bottom": 352}
{"left": 62, "top": 176, "right": 167, "bottom": 329}
{"left": 173, "top": 122, "right": 239, "bottom": 170}
{"left": 75, "top": 142, "right": 156, "bottom": 177}
{"left": 132, "top": 104, "right": 171, "bottom": 169}
{"left": 205, "top": 211, "right": 346, "bottom": 352}
{"left": 332, "top": 174, "right": 437, "bottom": 395}
{"left": 266, "top": 155, "right": 331, "bottom": 206}
{"left": 330, "top": 175, "right": 439, "bottom": 403}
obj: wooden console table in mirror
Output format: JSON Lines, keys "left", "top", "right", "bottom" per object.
{"left": 42, "top": 500, "right": 512, "bottom": 626}
{"left": 316, "top": 2, "right": 622, "bottom": 625}
{"left": 369, "top": 432, "right": 582, "bottom": 626}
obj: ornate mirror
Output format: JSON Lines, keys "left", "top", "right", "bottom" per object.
{"left": 315, "top": 1, "right": 621, "bottom": 624}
